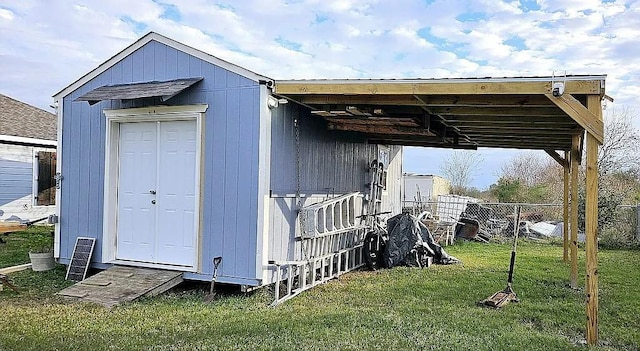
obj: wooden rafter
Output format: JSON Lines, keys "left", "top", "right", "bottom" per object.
{"left": 427, "top": 106, "right": 565, "bottom": 117}
{"left": 545, "top": 149, "right": 569, "bottom": 168}
{"left": 324, "top": 117, "right": 419, "bottom": 127}
{"left": 546, "top": 94, "right": 604, "bottom": 144}
{"left": 440, "top": 115, "right": 574, "bottom": 123}
{"left": 416, "top": 94, "right": 556, "bottom": 107}
{"left": 449, "top": 124, "right": 579, "bottom": 131}
{"left": 472, "top": 141, "right": 571, "bottom": 150}
{"left": 460, "top": 130, "right": 578, "bottom": 137}
{"left": 327, "top": 123, "right": 435, "bottom": 136}
{"left": 368, "top": 139, "right": 478, "bottom": 149}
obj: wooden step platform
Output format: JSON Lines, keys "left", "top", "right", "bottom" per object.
{"left": 0, "top": 222, "right": 27, "bottom": 234}
{"left": 57, "top": 266, "right": 183, "bottom": 307}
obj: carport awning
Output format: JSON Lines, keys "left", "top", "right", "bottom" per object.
{"left": 273, "top": 75, "right": 607, "bottom": 151}
{"left": 75, "top": 77, "right": 203, "bottom": 105}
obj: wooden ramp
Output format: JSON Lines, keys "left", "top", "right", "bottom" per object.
{"left": 57, "top": 266, "right": 183, "bottom": 307}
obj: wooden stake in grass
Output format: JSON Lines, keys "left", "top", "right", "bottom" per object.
{"left": 480, "top": 206, "right": 521, "bottom": 309}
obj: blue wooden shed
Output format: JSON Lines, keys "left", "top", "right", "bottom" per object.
{"left": 52, "top": 32, "right": 403, "bottom": 288}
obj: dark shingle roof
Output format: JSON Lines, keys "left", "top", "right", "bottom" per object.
{"left": 0, "top": 94, "right": 57, "bottom": 141}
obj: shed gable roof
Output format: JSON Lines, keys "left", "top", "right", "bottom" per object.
{"left": 54, "top": 32, "right": 271, "bottom": 100}
{"left": 0, "top": 94, "right": 57, "bottom": 141}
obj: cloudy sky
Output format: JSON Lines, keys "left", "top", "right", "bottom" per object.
{"left": 1, "top": 0, "right": 639, "bottom": 189}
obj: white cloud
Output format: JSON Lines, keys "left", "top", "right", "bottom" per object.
{"left": 0, "top": 0, "right": 638, "bottom": 187}
{"left": 0, "top": 7, "right": 13, "bottom": 20}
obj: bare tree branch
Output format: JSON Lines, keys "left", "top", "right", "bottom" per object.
{"left": 439, "top": 150, "right": 483, "bottom": 193}
{"left": 598, "top": 106, "right": 640, "bottom": 175}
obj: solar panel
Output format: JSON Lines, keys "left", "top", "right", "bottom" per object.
{"left": 65, "top": 237, "right": 96, "bottom": 282}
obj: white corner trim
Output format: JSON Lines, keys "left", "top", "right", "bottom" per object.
{"left": 54, "top": 98, "right": 63, "bottom": 259}
{"left": 257, "top": 84, "right": 272, "bottom": 282}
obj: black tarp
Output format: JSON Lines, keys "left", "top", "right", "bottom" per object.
{"left": 384, "top": 213, "right": 460, "bottom": 268}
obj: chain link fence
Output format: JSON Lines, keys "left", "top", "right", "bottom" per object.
{"left": 402, "top": 197, "right": 639, "bottom": 247}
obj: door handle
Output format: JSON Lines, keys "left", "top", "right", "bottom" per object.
{"left": 151, "top": 200, "right": 156, "bottom": 205}
{"left": 149, "top": 190, "right": 156, "bottom": 195}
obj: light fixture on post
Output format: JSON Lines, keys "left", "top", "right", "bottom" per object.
{"left": 267, "top": 96, "right": 289, "bottom": 109}
{"left": 552, "top": 82, "right": 565, "bottom": 97}
{"left": 551, "top": 70, "right": 567, "bottom": 97}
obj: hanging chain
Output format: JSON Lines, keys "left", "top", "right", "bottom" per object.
{"left": 294, "top": 108, "right": 302, "bottom": 210}
{"left": 293, "top": 108, "right": 311, "bottom": 260}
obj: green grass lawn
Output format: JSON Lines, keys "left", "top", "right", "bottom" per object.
{"left": 1, "top": 231, "right": 639, "bottom": 350}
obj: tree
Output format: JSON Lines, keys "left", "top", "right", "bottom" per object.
{"left": 439, "top": 150, "right": 483, "bottom": 195}
{"left": 490, "top": 178, "right": 521, "bottom": 202}
{"left": 598, "top": 106, "right": 640, "bottom": 175}
{"left": 490, "top": 177, "right": 551, "bottom": 203}
{"left": 494, "top": 151, "right": 563, "bottom": 203}
{"left": 500, "top": 152, "right": 547, "bottom": 186}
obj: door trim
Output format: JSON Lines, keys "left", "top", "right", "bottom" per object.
{"left": 102, "top": 105, "right": 208, "bottom": 272}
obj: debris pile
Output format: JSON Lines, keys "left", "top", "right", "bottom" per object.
{"left": 363, "top": 213, "right": 460, "bottom": 270}
{"left": 451, "top": 202, "right": 571, "bottom": 243}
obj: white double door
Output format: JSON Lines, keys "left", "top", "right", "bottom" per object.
{"left": 116, "top": 120, "right": 197, "bottom": 267}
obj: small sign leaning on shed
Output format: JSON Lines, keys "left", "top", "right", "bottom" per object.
{"left": 65, "top": 237, "right": 96, "bottom": 282}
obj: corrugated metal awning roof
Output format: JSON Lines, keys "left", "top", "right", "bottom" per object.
{"left": 75, "top": 77, "right": 203, "bottom": 105}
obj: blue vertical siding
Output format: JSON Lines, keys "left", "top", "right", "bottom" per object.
{"left": 270, "top": 104, "right": 382, "bottom": 194}
{"left": 267, "top": 103, "right": 403, "bottom": 264}
{"left": 0, "top": 157, "right": 32, "bottom": 206}
{"left": 60, "top": 40, "right": 261, "bottom": 282}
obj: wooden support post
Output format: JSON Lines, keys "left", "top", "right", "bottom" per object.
{"left": 585, "top": 96, "right": 601, "bottom": 345}
{"left": 637, "top": 204, "right": 640, "bottom": 242}
{"left": 563, "top": 150, "right": 570, "bottom": 263}
{"left": 585, "top": 133, "right": 599, "bottom": 345}
{"left": 570, "top": 134, "right": 579, "bottom": 289}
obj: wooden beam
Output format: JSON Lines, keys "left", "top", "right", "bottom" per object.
{"left": 324, "top": 117, "right": 419, "bottom": 127}
{"left": 327, "top": 123, "right": 435, "bottom": 136}
{"left": 275, "top": 80, "right": 602, "bottom": 95}
{"left": 0, "top": 222, "right": 27, "bottom": 234}
{"left": 563, "top": 150, "right": 570, "bottom": 263}
{"left": 368, "top": 139, "right": 478, "bottom": 149}
{"left": 545, "top": 150, "right": 568, "bottom": 168}
{"left": 428, "top": 106, "right": 565, "bottom": 117}
{"left": 455, "top": 122, "right": 579, "bottom": 131}
{"left": 460, "top": 136, "right": 571, "bottom": 144}
{"left": 461, "top": 129, "right": 578, "bottom": 137}
{"left": 441, "top": 115, "right": 575, "bottom": 124}
{"left": 545, "top": 94, "right": 604, "bottom": 144}
{"left": 294, "top": 95, "right": 425, "bottom": 106}
{"left": 570, "top": 134, "right": 579, "bottom": 289}
{"left": 0, "top": 263, "right": 32, "bottom": 274}
{"left": 472, "top": 141, "right": 571, "bottom": 150}
{"left": 447, "top": 125, "right": 578, "bottom": 134}
{"left": 585, "top": 95, "right": 601, "bottom": 345}
{"left": 416, "top": 94, "right": 556, "bottom": 107}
